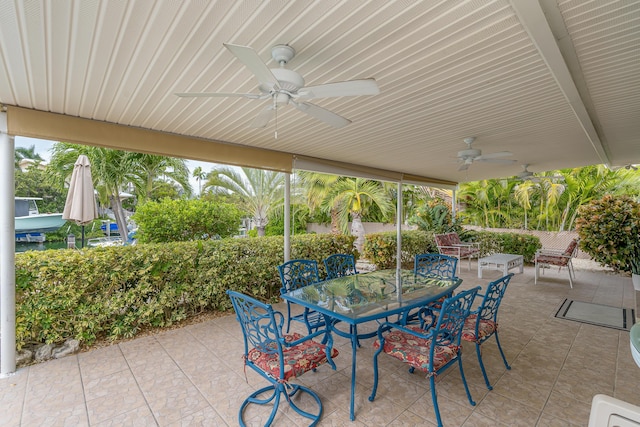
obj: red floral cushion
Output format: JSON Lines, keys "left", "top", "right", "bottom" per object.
{"left": 247, "top": 333, "right": 339, "bottom": 381}
{"left": 536, "top": 255, "right": 569, "bottom": 267}
{"left": 373, "top": 325, "right": 460, "bottom": 373}
{"left": 461, "top": 314, "right": 496, "bottom": 343}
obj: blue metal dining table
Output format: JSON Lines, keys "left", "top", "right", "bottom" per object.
{"left": 281, "top": 268, "right": 462, "bottom": 421}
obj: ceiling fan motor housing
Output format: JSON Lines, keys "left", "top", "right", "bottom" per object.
{"left": 458, "top": 148, "right": 481, "bottom": 159}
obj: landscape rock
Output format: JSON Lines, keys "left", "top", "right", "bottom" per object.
{"left": 53, "top": 339, "right": 80, "bottom": 359}
{"left": 34, "top": 344, "right": 54, "bottom": 362}
{"left": 16, "top": 349, "right": 33, "bottom": 367}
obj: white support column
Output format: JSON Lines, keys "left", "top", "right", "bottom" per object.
{"left": 452, "top": 187, "right": 457, "bottom": 222}
{"left": 396, "top": 182, "right": 403, "bottom": 272}
{"left": 0, "top": 112, "right": 16, "bottom": 377}
{"left": 284, "top": 173, "right": 290, "bottom": 262}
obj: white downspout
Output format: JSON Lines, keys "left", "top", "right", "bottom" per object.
{"left": 0, "top": 112, "right": 16, "bottom": 377}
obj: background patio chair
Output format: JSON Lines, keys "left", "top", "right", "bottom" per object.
{"left": 534, "top": 238, "right": 579, "bottom": 288}
{"left": 434, "top": 232, "right": 480, "bottom": 273}
{"left": 462, "top": 273, "right": 513, "bottom": 390}
{"left": 369, "top": 286, "right": 480, "bottom": 427}
{"left": 277, "top": 259, "right": 324, "bottom": 333}
{"left": 324, "top": 253, "right": 358, "bottom": 279}
{"left": 227, "top": 290, "right": 338, "bottom": 427}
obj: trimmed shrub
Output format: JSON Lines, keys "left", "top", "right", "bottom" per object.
{"left": 363, "top": 230, "right": 436, "bottom": 269}
{"left": 576, "top": 195, "right": 640, "bottom": 274}
{"left": 463, "top": 230, "right": 541, "bottom": 263}
{"left": 132, "top": 198, "right": 243, "bottom": 243}
{"left": 15, "top": 233, "right": 356, "bottom": 349}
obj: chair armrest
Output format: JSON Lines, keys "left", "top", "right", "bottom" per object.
{"left": 377, "top": 321, "right": 432, "bottom": 340}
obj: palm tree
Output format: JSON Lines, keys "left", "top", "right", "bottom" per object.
{"left": 297, "top": 171, "right": 342, "bottom": 234}
{"left": 192, "top": 166, "right": 206, "bottom": 196}
{"left": 130, "top": 153, "right": 192, "bottom": 201}
{"left": 203, "top": 167, "right": 284, "bottom": 236}
{"left": 323, "top": 177, "right": 393, "bottom": 251}
{"left": 15, "top": 145, "right": 44, "bottom": 170}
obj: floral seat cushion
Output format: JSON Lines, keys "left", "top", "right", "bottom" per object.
{"left": 247, "top": 332, "right": 339, "bottom": 381}
{"left": 461, "top": 314, "right": 497, "bottom": 342}
{"left": 373, "top": 325, "right": 459, "bottom": 373}
{"left": 535, "top": 254, "right": 570, "bottom": 267}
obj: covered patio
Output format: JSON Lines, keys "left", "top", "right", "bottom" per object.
{"left": 2, "top": 262, "right": 638, "bottom": 426}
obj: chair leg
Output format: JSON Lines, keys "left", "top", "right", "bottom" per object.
{"left": 567, "top": 261, "right": 574, "bottom": 288}
{"left": 239, "top": 383, "right": 323, "bottom": 427}
{"left": 494, "top": 332, "right": 511, "bottom": 371}
{"left": 429, "top": 375, "right": 444, "bottom": 427}
{"left": 475, "top": 343, "right": 492, "bottom": 390}
{"left": 458, "top": 356, "right": 476, "bottom": 407}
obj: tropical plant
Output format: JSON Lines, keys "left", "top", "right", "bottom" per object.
{"left": 203, "top": 167, "right": 284, "bottom": 236}
{"left": 130, "top": 153, "right": 192, "bottom": 201}
{"left": 297, "top": 171, "right": 342, "bottom": 233}
{"left": 576, "top": 195, "right": 640, "bottom": 274}
{"left": 132, "top": 198, "right": 242, "bottom": 243}
{"left": 192, "top": 166, "right": 206, "bottom": 196}
{"left": 15, "top": 145, "right": 44, "bottom": 170}
{"left": 323, "top": 177, "right": 394, "bottom": 251}
{"left": 408, "top": 198, "right": 459, "bottom": 234}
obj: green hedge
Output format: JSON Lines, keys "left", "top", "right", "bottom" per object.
{"left": 463, "top": 230, "right": 541, "bottom": 263}
{"left": 363, "top": 230, "right": 436, "bottom": 269}
{"left": 362, "top": 229, "right": 541, "bottom": 268}
{"left": 15, "top": 234, "right": 356, "bottom": 349}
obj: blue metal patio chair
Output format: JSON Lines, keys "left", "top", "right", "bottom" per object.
{"left": 369, "top": 286, "right": 480, "bottom": 427}
{"left": 401, "top": 253, "right": 458, "bottom": 325}
{"left": 323, "top": 253, "right": 358, "bottom": 279}
{"left": 227, "top": 290, "right": 338, "bottom": 427}
{"left": 277, "top": 259, "right": 325, "bottom": 333}
{"left": 462, "top": 273, "right": 513, "bottom": 390}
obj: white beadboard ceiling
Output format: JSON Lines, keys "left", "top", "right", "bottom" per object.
{"left": 1, "top": 0, "right": 638, "bottom": 184}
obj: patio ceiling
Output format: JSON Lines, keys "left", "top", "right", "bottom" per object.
{"left": 1, "top": 0, "right": 639, "bottom": 184}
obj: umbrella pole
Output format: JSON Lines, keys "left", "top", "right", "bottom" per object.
{"left": 81, "top": 225, "right": 85, "bottom": 248}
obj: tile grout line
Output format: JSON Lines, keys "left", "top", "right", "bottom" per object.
{"left": 116, "top": 341, "right": 160, "bottom": 426}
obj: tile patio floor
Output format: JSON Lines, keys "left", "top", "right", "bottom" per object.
{"left": 2, "top": 261, "right": 640, "bottom": 426}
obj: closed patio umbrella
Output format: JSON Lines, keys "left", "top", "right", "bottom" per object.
{"left": 62, "top": 155, "right": 98, "bottom": 248}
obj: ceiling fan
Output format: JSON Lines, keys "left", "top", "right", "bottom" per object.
{"left": 456, "top": 137, "right": 515, "bottom": 171}
{"left": 516, "top": 164, "right": 564, "bottom": 182}
{"left": 176, "top": 43, "right": 380, "bottom": 135}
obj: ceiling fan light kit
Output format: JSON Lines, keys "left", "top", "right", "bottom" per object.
{"left": 176, "top": 43, "right": 380, "bottom": 135}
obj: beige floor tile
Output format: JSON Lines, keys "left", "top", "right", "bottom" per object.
{"left": 540, "top": 390, "right": 593, "bottom": 425}
{"left": 473, "top": 392, "right": 541, "bottom": 426}
{"left": 92, "top": 405, "right": 157, "bottom": 427}
{"left": 85, "top": 370, "right": 147, "bottom": 424}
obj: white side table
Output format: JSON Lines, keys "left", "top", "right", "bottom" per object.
{"left": 478, "top": 253, "right": 524, "bottom": 278}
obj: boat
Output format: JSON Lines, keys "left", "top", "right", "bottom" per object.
{"left": 15, "top": 197, "right": 66, "bottom": 242}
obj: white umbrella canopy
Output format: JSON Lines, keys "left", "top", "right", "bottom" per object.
{"left": 62, "top": 155, "right": 98, "bottom": 247}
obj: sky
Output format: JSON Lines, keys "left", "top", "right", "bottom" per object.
{"left": 14, "top": 135, "right": 221, "bottom": 195}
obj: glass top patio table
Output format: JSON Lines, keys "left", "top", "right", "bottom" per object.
{"left": 282, "top": 268, "right": 462, "bottom": 420}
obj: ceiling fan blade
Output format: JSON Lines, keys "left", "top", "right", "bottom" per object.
{"left": 175, "top": 92, "right": 264, "bottom": 99}
{"left": 458, "top": 163, "right": 470, "bottom": 171}
{"left": 223, "top": 43, "right": 279, "bottom": 90}
{"left": 250, "top": 106, "right": 275, "bottom": 128}
{"left": 477, "top": 158, "right": 518, "bottom": 164}
{"left": 475, "top": 151, "right": 512, "bottom": 160}
{"left": 297, "top": 79, "right": 380, "bottom": 99}
{"left": 292, "top": 101, "right": 351, "bottom": 128}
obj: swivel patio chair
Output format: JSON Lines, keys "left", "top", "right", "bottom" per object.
{"left": 369, "top": 287, "right": 480, "bottom": 427}
{"left": 434, "top": 232, "right": 480, "bottom": 273}
{"left": 461, "top": 273, "right": 513, "bottom": 390}
{"left": 277, "top": 259, "right": 324, "bottom": 333}
{"left": 534, "top": 238, "right": 579, "bottom": 288}
{"left": 227, "top": 290, "right": 338, "bottom": 427}
{"left": 323, "top": 253, "right": 358, "bottom": 280}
